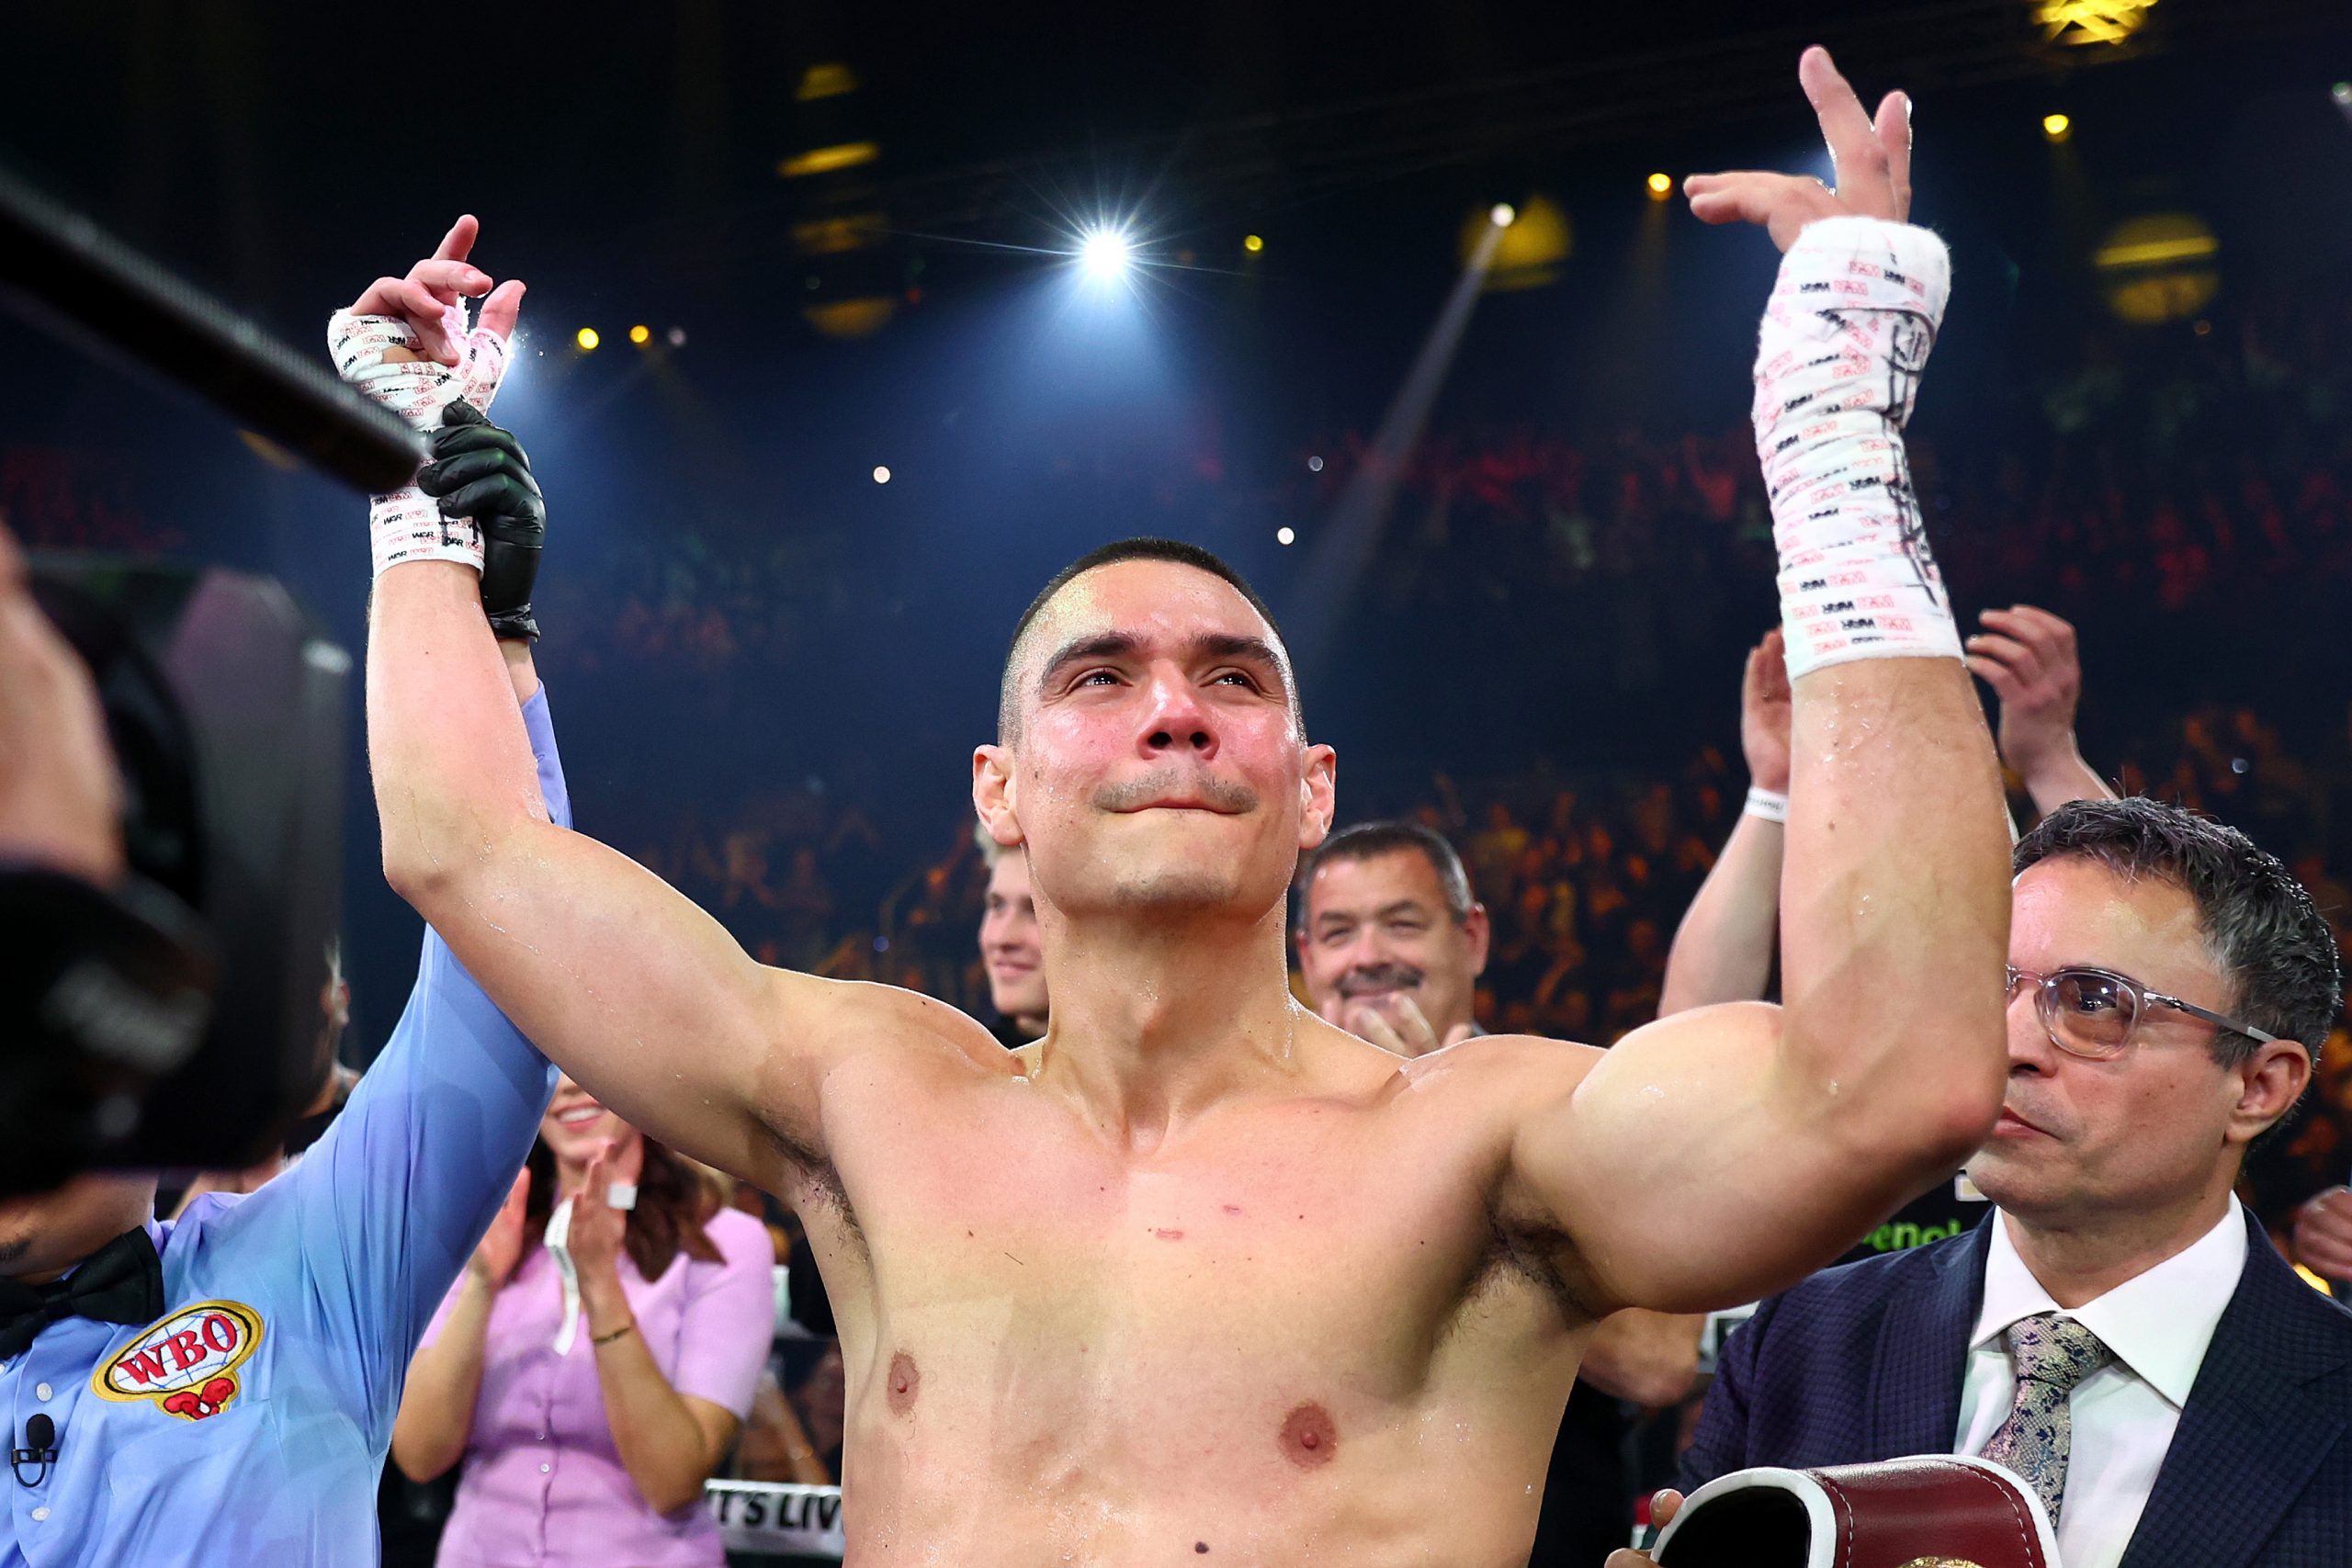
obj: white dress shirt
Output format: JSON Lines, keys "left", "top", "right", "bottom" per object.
{"left": 1954, "top": 1197, "right": 2247, "bottom": 1568}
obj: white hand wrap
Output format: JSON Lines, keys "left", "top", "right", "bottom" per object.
{"left": 327, "top": 302, "right": 510, "bottom": 579}
{"left": 1753, "top": 216, "right": 1961, "bottom": 681}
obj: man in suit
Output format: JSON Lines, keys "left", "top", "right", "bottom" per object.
{"left": 1618, "top": 796, "right": 2351, "bottom": 1568}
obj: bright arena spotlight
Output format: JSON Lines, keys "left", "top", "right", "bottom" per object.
{"left": 1078, "top": 227, "right": 1136, "bottom": 281}
{"left": 1489, "top": 203, "right": 1517, "bottom": 228}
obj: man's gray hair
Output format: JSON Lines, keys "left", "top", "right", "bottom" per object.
{"left": 1296, "top": 820, "right": 1476, "bottom": 929}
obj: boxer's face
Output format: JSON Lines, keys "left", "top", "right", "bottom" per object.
{"left": 1297, "top": 850, "right": 1489, "bottom": 1050}
{"left": 983, "top": 560, "right": 1335, "bottom": 925}
{"left": 980, "top": 852, "right": 1048, "bottom": 1031}
{"left": 1968, "top": 858, "right": 2291, "bottom": 1224}
{"left": 0, "top": 1174, "right": 157, "bottom": 1283}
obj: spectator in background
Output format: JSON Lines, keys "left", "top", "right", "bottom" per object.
{"left": 2296, "top": 1184, "right": 2352, "bottom": 1294}
{"left": 393, "top": 1076, "right": 775, "bottom": 1568}
{"left": 978, "top": 829, "right": 1048, "bottom": 1044}
{"left": 1294, "top": 821, "right": 1703, "bottom": 1567}
{"left": 1632, "top": 799, "right": 2352, "bottom": 1568}
{"left": 1966, "top": 604, "right": 2119, "bottom": 816}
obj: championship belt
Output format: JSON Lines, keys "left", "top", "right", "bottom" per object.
{"left": 1653, "top": 1457, "right": 2062, "bottom": 1568}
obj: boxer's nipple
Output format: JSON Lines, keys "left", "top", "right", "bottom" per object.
{"left": 887, "top": 1349, "right": 920, "bottom": 1416}
{"left": 1277, "top": 1402, "right": 1337, "bottom": 1468}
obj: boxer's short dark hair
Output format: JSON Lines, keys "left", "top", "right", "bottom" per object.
{"left": 999, "top": 538, "right": 1294, "bottom": 741}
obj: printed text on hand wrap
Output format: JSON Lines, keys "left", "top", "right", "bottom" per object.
{"left": 327, "top": 301, "right": 508, "bottom": 579}
{"left": 1753, "top": 216, "right": 1960, "bottom": 680}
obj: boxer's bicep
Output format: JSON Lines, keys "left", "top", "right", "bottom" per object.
{"left": 1504, "top": 1003, "right": 1920, "bottom": 1314}
{"left": 423, "top": 819, "right": 843, "bottom": 1189}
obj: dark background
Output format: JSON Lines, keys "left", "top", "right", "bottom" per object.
{"left": 5, "top": 0, "right": 2350, "bottom": 1065}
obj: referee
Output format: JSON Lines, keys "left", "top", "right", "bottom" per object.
{"left": 0, "top": 412, "right": 560, "bottom": 1567}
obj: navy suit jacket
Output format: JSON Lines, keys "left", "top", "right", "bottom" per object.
{"left": 1680, "top": 1208, "right": 2352, "bottom": 1568}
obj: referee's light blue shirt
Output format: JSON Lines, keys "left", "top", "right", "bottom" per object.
{"left": 0, "top": 687, "right": 570, "bottom": 1568}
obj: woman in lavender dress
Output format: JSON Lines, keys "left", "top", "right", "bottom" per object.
{"left": 393, "top": 1076, "right": 777, "bottom": 1567}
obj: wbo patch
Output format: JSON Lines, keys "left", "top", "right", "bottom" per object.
{"left": 90, "top": 1301, "right": 264, "bottom": 1421}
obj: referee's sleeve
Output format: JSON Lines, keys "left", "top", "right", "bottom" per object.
{"left": 274, "top": 685, "right": 569, "bottom": 1443}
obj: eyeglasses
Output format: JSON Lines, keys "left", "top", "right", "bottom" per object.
{"left": 2006, "top": 964, "right": 2276, "bottom": 1060}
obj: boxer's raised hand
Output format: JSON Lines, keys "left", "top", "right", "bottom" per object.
{"left": 346, "top": 215, "right": 525, "bottom": 367}
{"left": 1685, "top": 47, "right": 1911, "bottom": 251}
{"left": 333, "top": 217, "right": 528, "bottom": 578}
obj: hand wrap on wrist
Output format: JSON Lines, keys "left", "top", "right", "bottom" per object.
{"left": 326, "top": 303, "right": 509, "bottom": 579}
{"left": 1752, "top": 217, "right": 1961, "bottom": 681}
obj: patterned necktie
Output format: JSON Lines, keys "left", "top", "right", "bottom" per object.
{"left": 1978, "top": 1311, "right": 2113, "bottom": 1527}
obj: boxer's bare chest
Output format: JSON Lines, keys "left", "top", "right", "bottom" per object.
{"left": 787, "top": 1044, "right": 1590, "bottom": 1539}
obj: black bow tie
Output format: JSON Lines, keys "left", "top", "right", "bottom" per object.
{"left": 0, "top": 1229, "right": 164, "bottom": 1361}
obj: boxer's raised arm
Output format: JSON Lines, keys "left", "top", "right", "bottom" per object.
{"left": 1499, "top": 51, "right": 2008, "bottom": 1314}
{"left": 368, "top": 562, "right": 912, "bottom": 1188}
{"left": 347, "top": 221, "right": 967, "bottom": 1189}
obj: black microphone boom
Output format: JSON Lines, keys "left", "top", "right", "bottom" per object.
{"left": 0, "top": 162, "right": 427, "bottom": 496}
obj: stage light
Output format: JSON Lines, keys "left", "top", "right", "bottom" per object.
{"left": 1079, "top": 228, "right": 1135, "bottom": 280}
{"left": 667, "top": 327, "right": 687, "bottom": 347}
{"left": 2094, "top": 211, "right": 2219, "bottom": 323}
{"left": 2042, "top": 112, "right": 2072, "bottom": 141}
{"left": 1489, "top": 203, "right": 1517, "bottom": 228}
{"left": 1277, "top": 526, "right": 1295, "bottom": 546}
{"left": 777, "top": 141, "right": 880, "bottom": 179}
{"left": 1243, "top": 233, "right": 1264, "bottom": 254}
{"left": 1646, "top": 173, "right": 1673, "bottom": 199}
{"left": 628, "top": 324, "right": 651, "bottom": 346}
{"left": 1460, "top": 197, "right": 1571, "bottom": 289}
{"left": 574, "top": 327, "right": 599, "bottom": 351}
{"left": 872, "top": 466, "right": 891, "bottom": 485}
{"left": 2335, "top": 82, "right": 2352, "bottom": 105}
{"left": 1307, "top": 455, "right": 1324, "bottom": 472}
{"left": 2034, "top": 0, "right": 2155, "bottom": 47}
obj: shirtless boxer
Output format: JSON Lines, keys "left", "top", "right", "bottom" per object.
{"left": 356, "top": 49, "right": 2009, "bottom": 1565}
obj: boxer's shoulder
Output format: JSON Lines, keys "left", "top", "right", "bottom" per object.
{"left": 1398, "top": 1030, "right": 1605, "bottom": 1106}
{"left": 785, "top": 972, "right": 1013, "bottom": 1079}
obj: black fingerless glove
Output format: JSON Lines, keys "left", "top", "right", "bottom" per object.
{"left": 418, "top": 400, "right": 545, "bottom": 641}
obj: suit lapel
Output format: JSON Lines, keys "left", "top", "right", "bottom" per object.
{"left": 1866, "top": 1218, "right": 1990, "bottom": 1460}
{"left": 2119, "top": 1210, "right": 2352, "bottom": 1568}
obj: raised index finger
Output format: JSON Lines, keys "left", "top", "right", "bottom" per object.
{"left": 432, "top": 214, "right": 480, "bottom": 264}
{"left": 1799, "top": 47, "right": 1890, "bottom": 209}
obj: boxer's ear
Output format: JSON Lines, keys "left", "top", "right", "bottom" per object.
{"left": 1298, "top": 742, "right": 1337, "bottom": 851}
{"left": 972, "top": 745, "right": 1023, "bottom": 850}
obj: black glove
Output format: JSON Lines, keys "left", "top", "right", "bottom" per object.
{"left": 418, "top": 400, "right": 544, "bottom": 642}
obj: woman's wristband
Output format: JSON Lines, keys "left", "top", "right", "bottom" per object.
{"left": 1743, "top": 786, "right": 1790, "bottom": 825}
{"left": 591, "top": 1321, "right": 636, "bottom": 1348}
